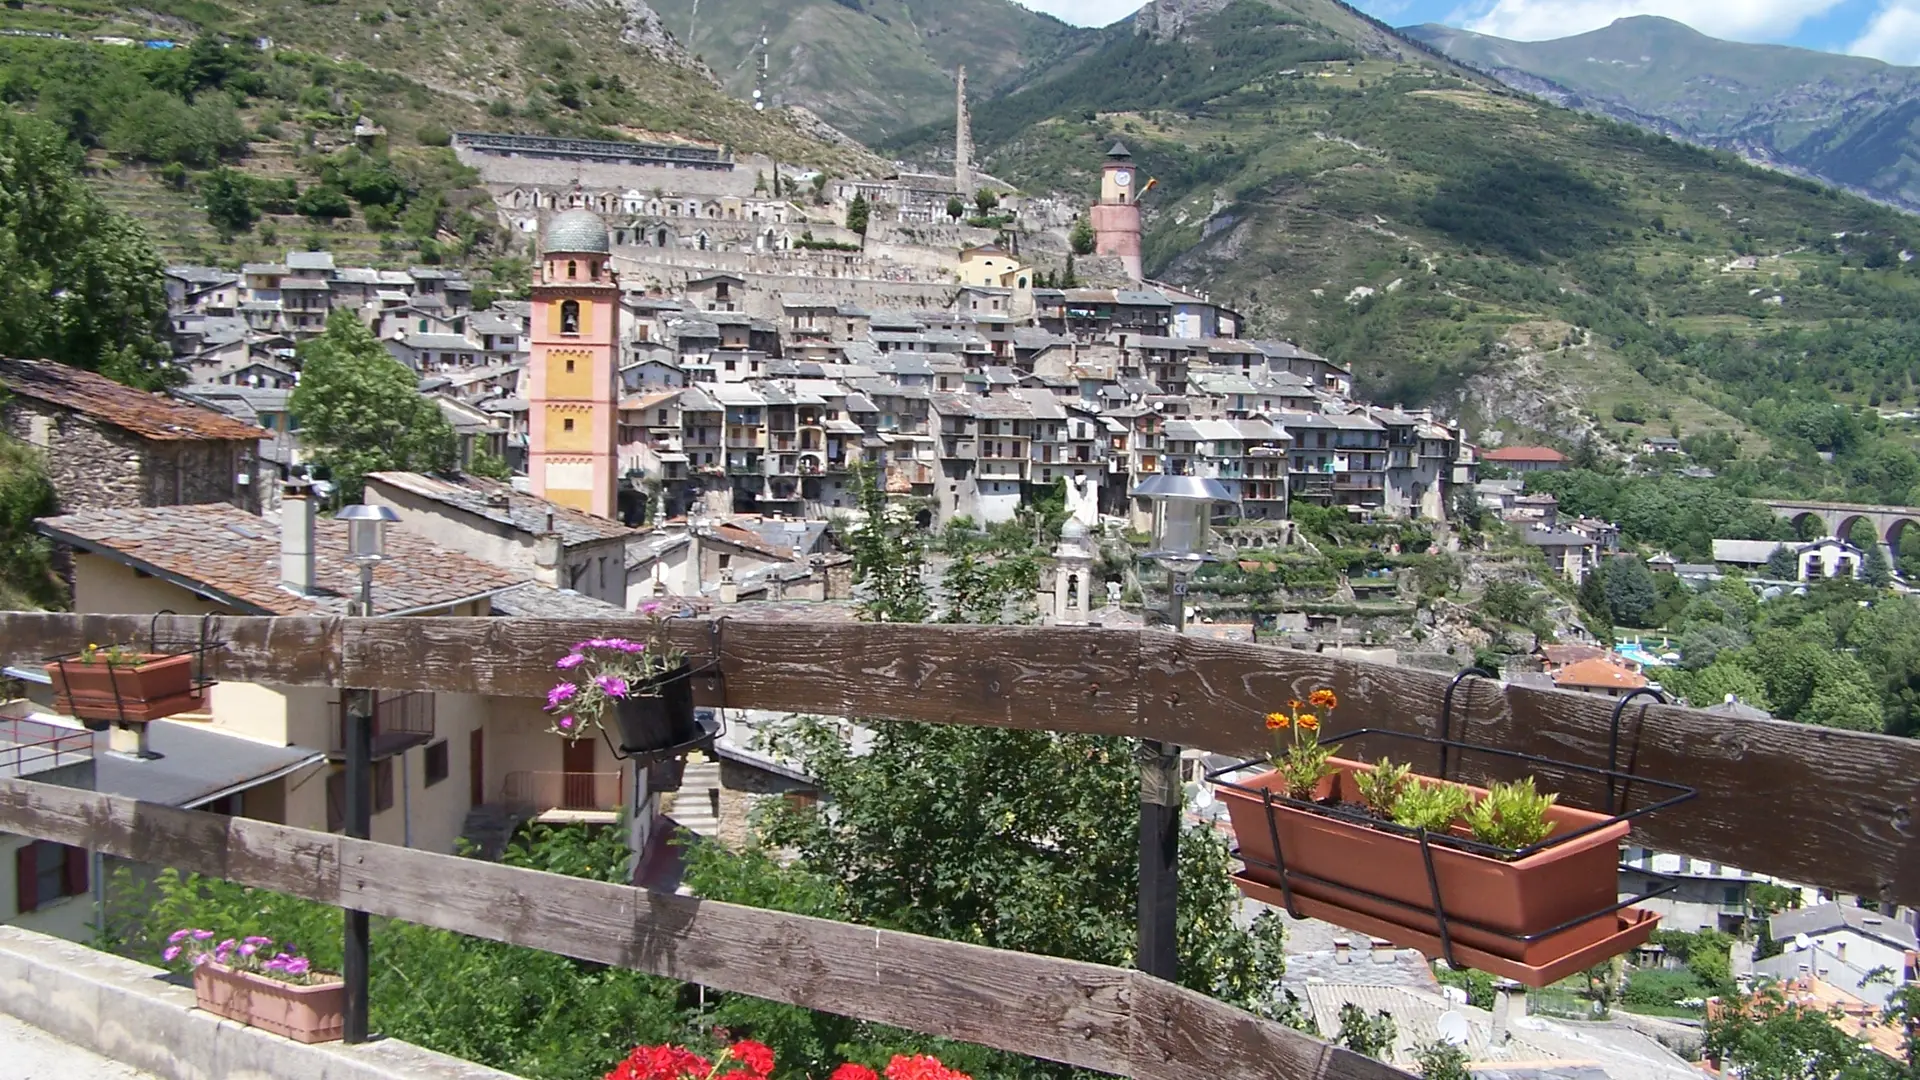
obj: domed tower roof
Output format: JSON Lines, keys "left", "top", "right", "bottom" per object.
{"left": 543, "top": 210, "right": 611, "bottom": 255}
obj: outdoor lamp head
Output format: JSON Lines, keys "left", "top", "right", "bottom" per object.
{"left": 1129, "top": 474, "right": 1232, "bottom": 563}
{"left": 335, "top": 504, "right": 400, "bottom": 563}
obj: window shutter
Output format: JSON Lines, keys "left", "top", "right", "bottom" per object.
{"left": 15, "top": 843, "right": 37, "bottom": 914}
{"left": 62, "top": 845, "right": 86, "bottom": 898}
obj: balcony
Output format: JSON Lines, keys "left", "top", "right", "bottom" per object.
{"left": 726, "top": 456, "right": 763, "bottom": 476}
{"left": 330, "top": 691, "right": 435, "bottom": 761}
{"left": 501, "top": 770, "right": 622, "bottom": 815}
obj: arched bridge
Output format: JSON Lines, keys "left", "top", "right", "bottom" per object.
{"left": 1763, "top": 499, "right": 1920, "bottom": 559}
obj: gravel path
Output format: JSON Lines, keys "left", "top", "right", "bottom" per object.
{"left": 0, "top": 1012, "right": 159, "bottom": 1079}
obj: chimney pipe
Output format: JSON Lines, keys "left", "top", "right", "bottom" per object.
{"left": 1491, "top": 980, "right": 1524, "bottom": 1045}
{"left": 281, "top": 479, "right": 315, "bottom": 596}
{"left": 718, "top": 568, "right": 738, "bottom": 605}
{"left": 1334, "top": 938, "right": 1351, "bottom": 965}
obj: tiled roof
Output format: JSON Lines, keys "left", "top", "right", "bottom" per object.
{"left": 40, "top": 504, "right": 519, "bottom": 616}
{"left": 1552, "top": 658, "right": 1648, "bottom": 690}
{"left": 365, "top": 472, "right": 635, "bottom": 546}
{"left": 490, "top": 581, "right": 639, "bottom": 618}
{"left": 0, "top": 358, "right": 266, "bottom": 442}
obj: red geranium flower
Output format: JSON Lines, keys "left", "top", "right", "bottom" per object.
{"left": 728, "top": 1040, "right": 775, "bottom": 1078}
{"left": 831, "top": 1065, "right": 881, "bottom": 1080}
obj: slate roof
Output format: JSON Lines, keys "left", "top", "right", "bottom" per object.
{"left": 1771, "top": 902, "right": 1919, "bottom": 950}
{"left": 40, "top": 504, "right": 519, "bottom": 616}
{"left": 489, "top": 581, "right": 638, "bottom": 618}
{"left": 365, "top": 472, "right": 634, "bottom": 546}
{"left": 0, "top": 358, "right": 265, "bottom": 442}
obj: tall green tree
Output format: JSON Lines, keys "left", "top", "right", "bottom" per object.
{"left": 847, "top": 461, "right": 929, "bottom": 622}
{"left": 290, "top": 313, "right": 456, "bottom": 503}
{"left": 201, "top": 167, "right": 257, "bottom": 237}
{"left": 845, "top": 193, "right": 870, "bottom": 235}
{"left": 1069, "top": 216, "right": 1095, "bottom": 255}
{"left": 0, "top": 113, "right": 173, "bottom": 388}
{"left": 1602, "top": 555, "right": 1659, "bottom": 627}
{"left": 0, "top": 435, "right": 60, "bottom": 609}
{"left": 1765, "top": 544, "right": 1800, "bottom": 580}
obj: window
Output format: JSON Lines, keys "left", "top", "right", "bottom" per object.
{"left": 718, "top": 553, "right": 732, "bottom": 570}
{"left": 375, "top": 759, "right": 395, "bottom": 813}
{"left": 14, "top": 840, "right": 85, "bottom": 914}
{"left": 1724, "top": 885, "right": 1742, "bottom": 906}
{"left": 565, "top": 358, "right": 575, "bottom": 373}
{"left": 567, "top": 260, "right": 578, "bottom": 279}
{"left": 658, "top": 409, "right": 669, "bottom": 424}
{"left": 561, "top": 300, "right": 581, "bottom": 335}
{"left": 563, "top": 418, "right": 575, "bottom": 432}
{"left": 424, "top": 740, "right": 450, "bottom": 787}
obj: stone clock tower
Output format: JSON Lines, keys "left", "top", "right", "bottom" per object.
{"left": 1091, "top": 141, "right": 1143, "bottom": 282}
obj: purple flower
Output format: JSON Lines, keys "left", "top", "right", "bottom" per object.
{"left": 546, "top": 682, "right": 578, "bottom": 710}
{"left": 168, "top": 929, "right": 192, "bottom": 944}
{"left": 244, "top": 936, "right": 272, "bottom": 948}
{"left": 555, "top": 653, "right": 586, "bottom": 670}
{"left": 216, "top": 938, "right": 236, "bottom": 953}
{"left": 264, "top": 956, "right": 288, "bottom": 972}
{"left": 191, "top": 930, "right": 214, "bottom": 941}
{"left": 240, "top": 943, "right": 259, "bottom": 956}
{"left": 584, "top": 637, "right": 611, "bottom": 649}
{"left": 557, "top": 715, "right": 576, "bottom": 730}
{"left": 640, "top": 602, "right": 662, "bottom": 615}
{"left": 594, "top": 674, "right": 630, "bottom": 699}
{"left": 162, "top": 946, "right": 181, "bottom": 962}
{"left": 285, "top": 958, "right": 311, "bottom": 976}
{"left": 192, "top": 954, "right": 212, "bottom": 967}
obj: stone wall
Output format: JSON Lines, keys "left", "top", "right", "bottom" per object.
{"left": 2, "top": 399, "right": 256, "bottom": 514}
{"left": 455, "top": 149, "right": 775, "bottom": 200}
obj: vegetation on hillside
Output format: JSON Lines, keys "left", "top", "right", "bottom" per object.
{"left": 0, "top": 112, "right": 172, "bottom": 386}
{"left": 889, "top": 0, "right": 1920, "bottom": 507}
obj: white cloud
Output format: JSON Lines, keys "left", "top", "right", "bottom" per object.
{"left": 1449, "top": 0, "right": 1847, "bottom": 43}
{"left": 1848, "top": 1, "right": 1920, "bottom": 63}
{"left": 1008, "top": 0, "right": 1145, "bottom": 27}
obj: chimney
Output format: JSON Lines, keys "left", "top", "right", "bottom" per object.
{"left": 1491, "top": 979, "right": 1524, "bottom": 1045}
{"left": 718, "top": 568, "right": 738, "bottom": 605}
{"left": 281, "top": 479, "right": 315, "bottom": 596}
{"left": 1333, "top": 938, "right": 1351, "bottom": 965}
{"left": 533, "top": 513, "right": 562, "bottom": 588}
{"left": 1369, "top": 938, "right": 1393, "bottom": 963}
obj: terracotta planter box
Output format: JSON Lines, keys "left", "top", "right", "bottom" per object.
{"left": 192, "top": 962, "right": 344, "bottom": 1043}
{"left": 46, "top": 653, "right": 203, "bottom": 723}
{"left": 1216, "top": 758, "right": 1649, "bottom": 983}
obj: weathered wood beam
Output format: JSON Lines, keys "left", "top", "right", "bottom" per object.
{"left": 0, "top": 778, "right": 1401, "bottom": 1080}
{"left": 1, "top": 613, "right": 1915, "bottom": 904}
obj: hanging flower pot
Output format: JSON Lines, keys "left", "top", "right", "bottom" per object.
{"left": 544, "top": 604, "right": 711, "bottom": 762}
{"left": 611, "top": 663, "right": 697, "bottom": 756}
{"left": 45, "top": 646, "right": 204, "bottom": 725}
{"left": 1208, "top": 689, "right": 1686, "bottom": 988}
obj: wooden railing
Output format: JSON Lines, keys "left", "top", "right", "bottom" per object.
{"left": 2, "top": 611, "right": 1918, "bottom": 1078}
{"left": 0, "top": 777, "right": 1400, "bottom": 1080}
{"left": 3, "top": 612, "right": 1910, "bottom": 908}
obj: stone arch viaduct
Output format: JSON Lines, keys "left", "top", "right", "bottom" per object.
{"left": 1763, "top": 499, "right": 1920, "bottom": 561}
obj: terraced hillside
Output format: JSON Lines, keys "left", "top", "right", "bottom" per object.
{"left": 0, "top": 0, "right": 872, "bottom": 270}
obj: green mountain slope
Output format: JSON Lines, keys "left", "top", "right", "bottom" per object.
{"left": 0, "top": 0, "right": 871, "bottom": 267}
{"left": 891, "top": 0, "right": 1920, "bottom": 503}
{"left": 1403, "top": 16, "right": 1920, "bottom": 213}
{"left": 643, "top": 0, "right": 1099, "bottom": 143}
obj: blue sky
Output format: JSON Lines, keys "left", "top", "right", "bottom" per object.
{"left": 1011, "top": 0, "right": 1920, "bottom": 66}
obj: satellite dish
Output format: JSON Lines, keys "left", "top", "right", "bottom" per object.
{"left": 1793, "top": 933, "right": 1812, "bottom": 951}
{"left": 1437, "top": 1012, "right": 1472, "bottom": 1047}
{"left": 1441, "top": 986, "right": 1469, "bottom": 1006}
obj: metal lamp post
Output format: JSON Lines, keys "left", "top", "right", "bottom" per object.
{"left": 1127, "top": 474, "right": 1231, "bottom": 983}
{"left": 333, "top": 503, "right": 397, "bottom": 1044}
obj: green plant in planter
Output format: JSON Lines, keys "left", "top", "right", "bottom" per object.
{"left": 1465, "top": 778, "right": 1558, "bottom": 850}
{"left": 1353, "top": 758, "right": 1413, "bottom": 817}
{"left": 1390, "top": 781, "right": 1471, "bottom": 833}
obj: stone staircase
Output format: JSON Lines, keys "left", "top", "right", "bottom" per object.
{"left": 458, "top": 804, "right": 527, "bottom": 861}
{"left": 666, "top": 758, "right": 722, "bottom": 841}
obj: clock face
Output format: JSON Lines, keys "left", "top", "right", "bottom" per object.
{"left": 1114, "top": 170, "right": 1132, "bottom": 187}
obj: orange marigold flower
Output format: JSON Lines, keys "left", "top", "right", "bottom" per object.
{"left": 1310, "top": 688, "right": 1338, "bottom": 710}
{"left": 1287, "top": 698, "right": 1304, "bottom": 712}
{"left": 1265, "top": 711, "right": 1290, "bottom": 730}
{"left": 1298, "top": 714, "right": 1320, "bottom": 731}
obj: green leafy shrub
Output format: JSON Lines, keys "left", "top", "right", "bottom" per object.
{"left": 1352, "top": 758, "right": 1412, "bottom": 817}
{"left": 1391, "top": 781, "right": 1471, "bottom": 833}
{"left": 1464, "top": 777, "right": 1558, "bottom": 850}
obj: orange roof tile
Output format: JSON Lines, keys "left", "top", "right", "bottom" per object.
{"left": 1552, "top": 658, "right": 1648, "bottom": 690}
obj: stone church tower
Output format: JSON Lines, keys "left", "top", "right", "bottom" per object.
{"left": 528, "top": 210, "right": 621, "bottom": 519}
{"left": 954, "top": 66, "right": 975, "bottom": 199}
{"left": 1091, "top": 141, "right": 1143, "bottom": 282}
